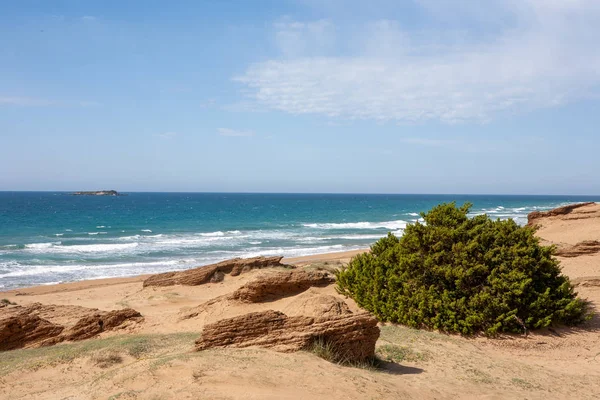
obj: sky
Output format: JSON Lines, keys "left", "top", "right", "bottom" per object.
{"left": 1, "top": 0, "right": 599, "bottom": 194}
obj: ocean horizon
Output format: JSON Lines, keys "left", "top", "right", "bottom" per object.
{"left": 1, "top": 192, "right": 599, "bottom": 290}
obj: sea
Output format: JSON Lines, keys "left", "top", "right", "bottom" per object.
{"left": 1, "top": 192, "right": 599, "bottom": 290}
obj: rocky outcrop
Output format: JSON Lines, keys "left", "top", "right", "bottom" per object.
{"left": 179, "top": 270, "right": 337, "bottom": 321}
{"left": 282, "top": 293, "right": 353, "bottom": 319}
{"left": 72, "top": 190, "right": 121, "bottom": 196}
{"left": 143, "top": 256, "right": 292, "bottom": 287}
{"left": 0, "top": 313, "right": 64, "bottom": 351}
{"left": 528, "top": 202, "right": 596, "bottom": 226}
{"left": 555, "top": 240, "right": 600, "bottom": 257}
{"left": 231, "top": 270, "right": 335, "bottom": 303}
{"left": 41, "top": 308, "right": 143, "bottom": 346}
{"left": 0, "top": 303, "right": 143, "bottom": 351}
{"left": 195, "top": 308, "right": 379, "bottom": 363}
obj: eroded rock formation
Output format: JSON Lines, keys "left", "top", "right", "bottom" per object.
{"left": 230, "top": 270, "right": 335, "bottom": 303}
{"left": 195, "top": 309, "right": 379, "bottom": 363}
{"left": 527, "top": 202, "right": 596, "bottom": 226}
{"left": 180, "top": 270, "right": 337, "bottom": 321}
{"left": 143, "top": 256, "right": 292, "bottom": 288}
{"left": 0, "top": 313, "right": 64, "bottom": 351}
{"left": 0, "top": 303, "right": 143, "bottom": 351}
{"left": 555, "top": 240, "right": 600, "bottom": 257}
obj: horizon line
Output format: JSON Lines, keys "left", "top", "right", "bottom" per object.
{"left": 1, "top": 190, "right": 600, "bottom": 197}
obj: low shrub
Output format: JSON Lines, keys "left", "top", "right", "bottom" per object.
{"left": 336, "top": 202, "right": 589, "bottom": 335}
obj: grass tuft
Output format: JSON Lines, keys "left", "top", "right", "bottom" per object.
{"left": 91, "top": 350, "right": 123, "bottom": 368}
{"left": 376, "top": 344, "right": 430, "bottom": 363}
{"left": 306, "top": 336, "right": 382, "bottom": 371}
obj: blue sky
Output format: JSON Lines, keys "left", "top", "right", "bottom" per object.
{"left": 1, "top": 0, "right": 599, "bottom": 194}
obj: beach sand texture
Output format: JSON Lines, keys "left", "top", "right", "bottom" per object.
{"left": 1, "top": 206, "right": 599, "bottom": 400}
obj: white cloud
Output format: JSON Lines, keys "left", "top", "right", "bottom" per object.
{"left": 274, "top": 17, "right": 335, "bottom": 58}
{"left": 156, "top": 132, "right": 177, "bottom": 139}
{"left": 236, "top": 0, "right": 600, "bottom": 123}
{"left": 218, "top": 128, "right": 254, "bottom": 137}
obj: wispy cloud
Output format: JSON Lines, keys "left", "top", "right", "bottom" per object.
{"left": 155, "top": 132, "right": 177, "bottom": 139}
{"left": 218, "top": 128, "right": 254, "bottom": 137}
{"left": 236, "top": 0, "right": 600, "bottom": 123}
{"left": 81, "top": 16, "right": 96, "bottom": 21}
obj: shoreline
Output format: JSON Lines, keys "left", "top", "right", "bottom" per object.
{"left": 0, "top": 248, "right": 368, "bottom": 296}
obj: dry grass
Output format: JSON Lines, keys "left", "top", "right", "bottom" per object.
{"left": 376, "top": 344, "right": 430, "bottom": 363}
{"left": 306, "top": 337, "right": 381, "bottom": 371}
{"left": 91, "top": 350, "right": 123, "bottom": 368}
{"left": 0, "top": 332, "right": 199, "bottom": 376}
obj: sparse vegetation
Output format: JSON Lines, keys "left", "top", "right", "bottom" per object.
{"left": 337, "top": 202, "right": 589, "bottom": 335}
{"left": 511, "top": 377, "right": 536, "bottom": 389}
{"left": 376, "top": 344, "right": 429, "bottom": 363}
{"left": 91, "top": 350, "right": 123, "bottom": 368}
{"left": 306, "top": 336, "right": 381, "bottom": 371}
{"left": 1, "top": 298, "right": 16, "bottom": 306}
{"left": 0, "top": 332, "right": 198, "bottom": 376}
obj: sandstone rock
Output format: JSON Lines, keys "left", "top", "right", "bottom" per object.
{"left": 42, "top": 308, "right": 143, "bottom": 346}
{"left": 0, "top": 303, "right": 143, "bottom": 350}
{"left": 555, "top": 240, "right": 600, "bottom": 257}
{"left": 179, "top": 270, "right": 337, "bottom": 321}
{"left": 0, "top": 313, "right": 64, "bottom": 351}
{"left": 230, "top": 270, "right": 335, "bottom": 303}
{"left": 143, "top": 256, "right": 292, "bottom": 288}
{"left": 195, "top": 309, "right": 379, "bottom": 363}
{"left": 282, "top": 293, "right": 352, "bottom": 318}
{"left": 527, "top": 202, "right": 596, "bottom": 226}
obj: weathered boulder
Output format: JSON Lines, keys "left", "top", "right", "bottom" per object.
{"left": 555, "top": 240, "right": 600, "bottom": 257}
{"left": 231, "top": 270, "right": 335, "bottom": 303}
{"left": 41, "top": 308, "right": 143, "bottom": 346}
{"left": 143, "top": 256, "right": 292, "bottom": 288}
{"left": 0, "top": 303, "right": 143, "bottom": 350}
{"left": 0, "top": 312, "right": 64, "bottom": 351}
{"left": 528, "top": 202, "right": 596, "bottom": 226}
{"left": 282, "top": 293, "right": 352, "bottom": 318}
{"left": 195, "top": 309, "right": 379, "bottom": 363}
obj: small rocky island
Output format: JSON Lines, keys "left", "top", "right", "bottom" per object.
{"left": 72, "top": 190, "right": 122, "bottom": 196}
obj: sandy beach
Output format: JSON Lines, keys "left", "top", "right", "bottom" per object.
{"left": 1, "top": 205, "right": 599, "bottom": 400}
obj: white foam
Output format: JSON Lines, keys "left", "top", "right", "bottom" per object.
{"left": 119, "top": 235, "right": 142, "bottom": 240}
{"left": 96, "top": 225, "right": 105, "bottom": 228}
{"left": 303, "top": 220, "right": 407, "bottom": 230}
{"left": 141, "top": 229, "right": 152, "bottom": 233}
{"left": 88, "top": 232, "right": 107, "bottom": 235}
{"left": 235, "top": 244, "right": 362, "bottom": 259}
{"left": 337, "top": 234, "right": 387, "bottom": 240}
{"left": 25, "top": 242, "right": 59, "bottom": 249}
{"left": 197, "top": 231, "right": 225, "bottom": 237}
{"left": 0, "top": 259, "right": 183, "bottom": 278}
{"left": 407, "top": 212, "right": 419, "bottom": 216}
{"left": 54, "top": 233, "right": 64, "bottom": 237}
{"left": 23, "top": 242, "right": 139, "bottom": 254}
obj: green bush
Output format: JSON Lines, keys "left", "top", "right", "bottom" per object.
{"left": 336, "top": 202, "right": 589, "bottom": 335}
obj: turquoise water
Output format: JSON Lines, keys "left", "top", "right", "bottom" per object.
{"left": 1, "top": 192, "right": 598, "bottom": 289}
